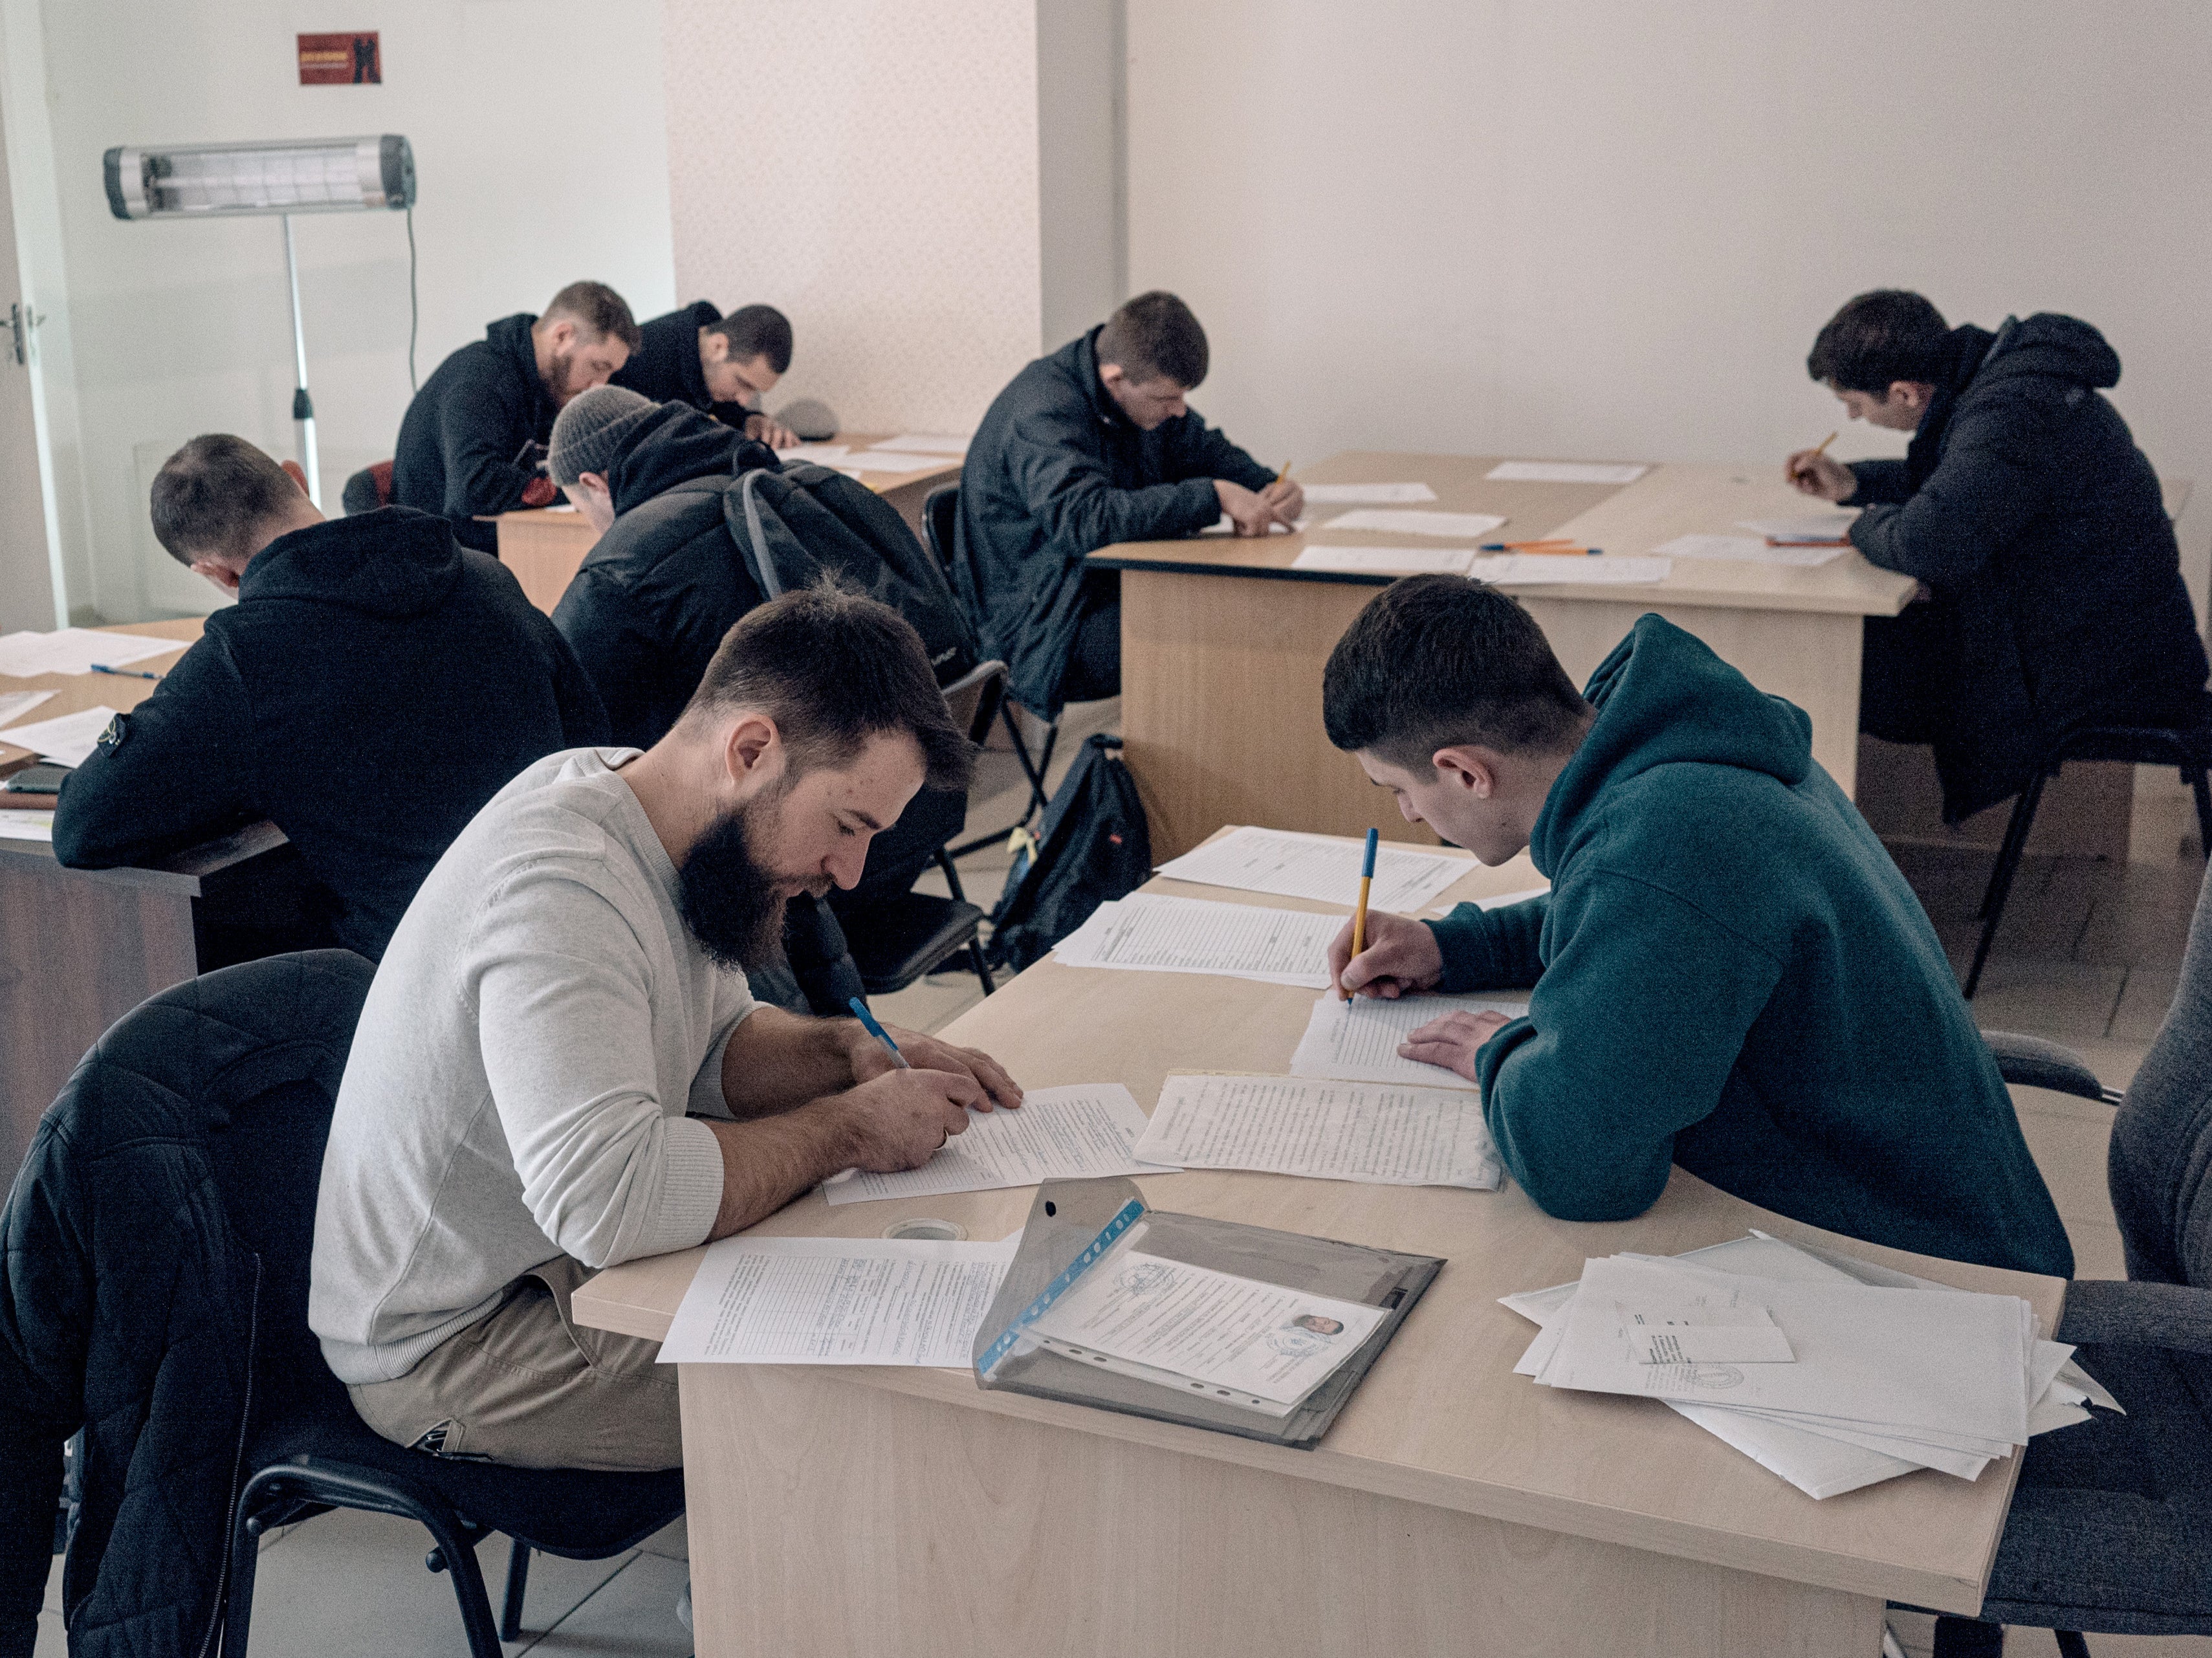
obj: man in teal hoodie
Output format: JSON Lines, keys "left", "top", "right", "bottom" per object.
{"left": 1322, "top": 575, "right": 2071, "bottom": 1277}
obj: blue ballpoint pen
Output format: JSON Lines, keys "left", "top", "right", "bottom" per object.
{"left": 90, "top": 664, "right": 162, "bottom": 680}
{"left": 847, "top": 996, "right": 911, "bottom": 1069}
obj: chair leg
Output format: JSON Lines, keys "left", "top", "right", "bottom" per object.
{"left": 422, "top": 1511, "right": 506, "bottom": 1658}
{"left": 499, "top": 1538, "right": 532, "bottom": 1641}
{"left": 2189, "top": 767, "right": 2212, "bottom": 859}
{"left": 2054, "top": 1632, "right": 2092, "bottom": 1658}
{"left": 967, "top": 938, "right": 996, "bottom": 996}
{"left": 935, "top": 846, "right": 969, "bottom": 905}
{"left": 1965, "top": 769, "right": 2051, "bottom": 999}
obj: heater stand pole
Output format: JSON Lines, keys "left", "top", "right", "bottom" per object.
{"left": 281, "top": 214, "right": 320, "bottom": 508}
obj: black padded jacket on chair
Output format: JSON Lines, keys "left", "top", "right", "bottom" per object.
{"left": 0, "top": 951, "right": 375, "bottom": 1658}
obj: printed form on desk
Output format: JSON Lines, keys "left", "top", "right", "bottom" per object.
{"left": 1485, "top": 461, "right": 1648, "bottom": 485}
{"left": 1297, "top": 481, "right": 1438, "bottom": 505}
{"left": 1293, "top": 544, "right": 1475, "bottom": 575}
{"left": 1154, "top": 824, "right": 1472, "bottom": 912}
{"left": 0, "top": 690, "right": 55, "bottom": 729}
{"left": 0, "top": 705, "right": 120, "bottom": 768}
{"left": 1054, "top": 894, "right": 1337, "bottom": 987}
{"left": 1467, "top": 554, "right": 1672, "bottom": 586}
{"left": 824, "top": 1085, "right": 1172, "bottom": 1205}
{"left": 1137, "top": 1074, "right": 1502, "bottom": 1189}
{"left": 1290, "top": 991, "right": 1528, "bottom": 1091}
{"left": 657, "top": 1233, "right": 1020, "bottom": 1367}
{"left": 0, "top": 629, "right": 177, "bottom": 676}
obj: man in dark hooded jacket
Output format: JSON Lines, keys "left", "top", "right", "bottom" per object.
{"left": 393, "top": 281, "right": 641, "bottom": 551}
{"left": 957, "top": 290, "right": 1299, "bottom": 717}
{"left": 1788, "top": 291, "right": 2209, "bottom": 821}
{"left": 54, "top": 435, "right": 608, "bottom": 960}
{"left": 611, "top": 298, "right": 800, "bottom": 447}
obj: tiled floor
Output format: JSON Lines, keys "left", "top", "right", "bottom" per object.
{"left": 41, "top": 731, "right": 2209, "bottom": 1657}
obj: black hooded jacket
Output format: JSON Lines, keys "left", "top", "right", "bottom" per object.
{"left": 955, "top": 326, "right": 1274, "bottom": 716}
{"left": 392, "top": 313, "right": 558, "bottom": 552}
{"left": 610, "top": 300, "right": 756, "bottom": 430}
{"left": 1846, "top": 315, "right": 2209, "bottom": 819}
{"left": 52, "top": 509, "right": 608, "bottom": 959}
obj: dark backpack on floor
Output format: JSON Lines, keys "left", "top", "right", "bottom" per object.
{"left": 987, "top": 735, "right": 1151, "bottom": 973}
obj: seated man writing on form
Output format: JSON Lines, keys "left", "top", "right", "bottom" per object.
{"left": 393, "top": 280, "right": 641, "bottom": 552}
{"left": 611, "top": 299, "right": 800, "bottom": 448}
{"left": 1321, "top": 575, "right": 2072, "bottom": 1277}
{"left": 310, "top": 585, "right": 1022, "bottom": 1470}
{"left": 53, "top": 435, "right": 608, "bottom": 961}
{"left": 1786, "top": 289, "right": 2208, "bottom": 824}
{"left": 958, "top": 290, "right": 1302, "bottom": 719}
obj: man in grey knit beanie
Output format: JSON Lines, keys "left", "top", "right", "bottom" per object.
{"left": 548, "top": 384, "right": 663, "bottom": 532}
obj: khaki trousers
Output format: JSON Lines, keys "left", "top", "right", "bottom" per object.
{"left": 348, "top": 1255, "right": 683, "bottom": 1472}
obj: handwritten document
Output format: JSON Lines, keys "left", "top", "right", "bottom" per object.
{"left": 1155, "top": 825, "right": 1471, "bottom": 913}
{"left": 658, "top": 1233, "right": 1019, "bottom": 1366}
{"left": 1138, "top": 1074, "right": 1503, "bottom": 1189}
{"left": 1289, "top": 992, "right": 1528, "bottom": 1091}
{"left": 825, "top": 1085, "right": 1169, "bottom": 1205}
{"left": 1321, "top": 508, "right": 1507, "bottom": 539}
{"left": 1055, "top": 895, "right": 1336, "bottom": 988}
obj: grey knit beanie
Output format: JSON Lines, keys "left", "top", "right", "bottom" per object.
{"left": 548, "top": 385, "right": 659, "bottom": 485}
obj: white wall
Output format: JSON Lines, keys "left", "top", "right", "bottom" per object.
{"left": 24, "top": 0, "right": 675, "bottom": 621}
{"left": 661, "top": 0, "right": 1049, "bottom": 436}
{"left": 1126, "top": 0, "right": 2212, "bottom": 615}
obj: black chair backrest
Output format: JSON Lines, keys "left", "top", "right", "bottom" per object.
{"left": 941, "top": 658, "right": 1007, "bottom": 747}
{"left": 923, "top": 483, "right": 959, "bottom": 579}
{"left": 2110, "top": 861, "right": 2212, "bottom": 1286}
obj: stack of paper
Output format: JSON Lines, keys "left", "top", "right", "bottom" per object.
{"left": 0, "top": 705, "right": 119, "bottom": 767}
{"left": 1154, "top": 825, "right": 1470, "bottom": 912}
{"left": 1137, "top": 1073, "right": 1503, "bottom": 1190}
{"left": 1299, "top": 482, "right": 1438, "bottom": 505}
{"left": 1467, "top": 554, "right": 1672, "bottom": 586}
{"left": 1738, "top": 511, "right": 1857, "bottom": 544}
{"left": 1289, "top": 991, "right": 1526, "bottom": 1091}
{"left": 1654, "top": 533, "right": 1848, "bottom": 569}
{"left": 822, "top": 1085, "right": 1174, "bottom": 1205}
{"left": 0, "top": 812, "right": 54, "bottom": 843}
{"left": 1322, "top": 509, "right": 1506, "bottom": 539}
{"left": 1485, "top": 461, "right": 1648, "bottom": 485}
{"left": 1053, "top": 894, "right": 1335, "bottom": 988}
{"left": 0, "top": 630, "right": 176, "bottom": 677}
{"left": 1503, "top": 1232, "right": 2110, "bottom": 1499}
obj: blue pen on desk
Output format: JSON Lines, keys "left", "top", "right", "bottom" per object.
{"left": 847, "top": 996, "right": 911, "bottom": 1069}
{"left": 1477, "top": 543, "right": 1604, "bottom": 555}
{"left": 91, "top": 664, "right": 162, "bottom": 680}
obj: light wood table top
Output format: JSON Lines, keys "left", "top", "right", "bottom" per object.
{"left": 576, "top": 831, "right": 2061, "bottom": 1616}
{"left": 1091, "top": 452, "right": 1921, "bottom": 619}
{"left": 0, "top": 618, "right": 200, "bottom": 772}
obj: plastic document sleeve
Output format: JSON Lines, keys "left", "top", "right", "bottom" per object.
{"left": 970, "top": 1177, "right": 1443, "bottom": 1450}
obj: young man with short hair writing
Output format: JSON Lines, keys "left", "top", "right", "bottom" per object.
{"left": 1322, "top": 575, "right": 2070, "bottom": 1277}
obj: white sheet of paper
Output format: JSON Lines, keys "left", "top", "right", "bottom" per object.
{"left": 777, "top": 445, "right": 851, "bottom": 465}
{"left": 868, "top": 433, "right": 970, "bottom": 455}
{"left": 657, "top": 1233, "right": 1018, "bottom": 1366}
{"left": 1623, "top": 1304, "right": 1795, "bottom": 1365}
{"left": 1321, "top": 509, "right": 1507, "bottom": 539}
{"left": 1298, "top": 481, "right": 1438, "bottom": 504}
{"left": 0, "top": 812, "right": 54, "bottom": 842}
{"left": 1291, "top": 544, "right": 1474, "bottom": 575}
{"left": 1434, "top": 883, "right": 1549, "bottom": 917}
{"left": 1289, "top": 992, "right": 1528, "bottom": 1092}
{"left": 848, "top": 450, "right": 950, "bottom": 474}
{"left": 1485, "top": 460, "right": 1648, "bottom": 485}
{"left": 0, "top": 629, "right": 177, "bottom": 677}
{"left": 0, "top": 690, "right": 56, "bottom": 729}
{"left": 1027, "top": 1244, "right": 1385, "bottom": 1406}
{"left": 1053, "top": 894, "right": 1335, "bottom": 988}
{"left": 1654, "top": 533, "right": 1848, "bottom": 568}
{"left": 824, "top": 1085, "right": 1170, "bottom": 1205}
{"left": 1467, "top": 553, "right": 1672, "bottom": 586}
{"left": 1200, "top": 514, "right": 1306, "bottom": 535}
{"left": 1154, "top": 824, "right": 1471, "bottom": 913}
{"left": 0, "top": 705, "right": 119, "bottom": 767}
{"left": 1736, "top": 511, "right": 1857, "bottom": 542}
{"left": 1139, "top": 1074, "right": 1504, "bottom": 1189}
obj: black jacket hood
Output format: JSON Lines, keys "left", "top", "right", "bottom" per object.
{"left": 238, "top": 507, "right": 462, "bottom": 618}
{"left": 606, "top": 403, "right": 771, "bottom": 514}
{"left": 1952, "top": 313, "right": 2121, "bottom": 395}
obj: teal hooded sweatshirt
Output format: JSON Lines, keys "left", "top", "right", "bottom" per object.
{"left": 1430, "top": 615, "right": 2072, "bottom": 1278}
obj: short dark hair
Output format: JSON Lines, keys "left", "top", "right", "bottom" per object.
{"left": 1096, "top": 290, "right": 1208, "bottom": 388}
{"left": 681, "top": 581, "right": 972, "bottom": 791}
{"left": 1806, "top": 290, "right": 1951, "bottom": 394}
{"left": 706, "top": 304, "right": 794, "bottom": 375}
{"left": 544, "top": 280, "right": 642, "bottom": 352}
{"left": 1322, "top": 575, "right": 1592, "bottom": 769}
{"left": 148, "top": 434, "right": 300, "bottom": 566}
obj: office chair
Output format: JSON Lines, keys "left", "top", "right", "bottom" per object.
{"left": 833, "top": 658, "right": 1007, "bottom": 998}
{"left": 340, "top": 459, "right": 394, "bottom": 516}
{"left": 1962, "top": 721, "right": 2212, "bottom": 998}
{"left": 923, "top": 484, "right": 1057, "bottom": 857}
{"left": 1928, "top": 863, "right": 2212, "bottom": 1655}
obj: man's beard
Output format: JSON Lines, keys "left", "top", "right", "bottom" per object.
{"left": 675, "top": 795, "right": 826, "bottom": 972}
{"left": 544, "top": 348, "right": 586, "bottom": 404}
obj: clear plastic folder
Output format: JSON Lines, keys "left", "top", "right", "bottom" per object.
{"left": 972, "top": 1177, "right": 1443, "bottom": 1450}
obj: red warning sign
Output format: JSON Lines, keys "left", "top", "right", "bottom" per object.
{"left": 298, "top": 32, "right": 380, "bottom": 85}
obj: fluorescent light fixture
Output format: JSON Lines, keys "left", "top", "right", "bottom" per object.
{"left": 103, "top": 136, "right": 414, "bottom": 219}
{"left": 100, "top": 137, "right": 417, "bottom": 508}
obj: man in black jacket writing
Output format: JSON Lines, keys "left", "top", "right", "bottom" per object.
{"left": 612, "top": 298, "right": 800, "bottom": 447}
{"left": 1788, "top": 290, "right": 2209, "bottom": 821}
{"left": 54, "top": 435, "right": 609, "bottom": 959}
{"left": 393, "top": 280, "right": 641, "bottom": 551}
{"left": 958, "top": 291, "right": 1299, "bottom": 717}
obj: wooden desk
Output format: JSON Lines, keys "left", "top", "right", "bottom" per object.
{"left": 0, "top": 620, "right": 296, "bottom": 1180}
{"left": 575, "top": 841, "right": 2062, "bottom": 1658}
{"left": 1091, "top": 454, "right": 1920, "bottom": 858}
{"left": 492, "top": 435, "right": 965, "bottom": 616}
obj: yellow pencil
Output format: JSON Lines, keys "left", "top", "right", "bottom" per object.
{"left": 1346, "top": 828, "right": 1379, "bottom": 1000}
{"left": 1273, "top": 460, "right": 1292, "bottom": 486}
{"left": 1813, "top": 430, "right": 1839, "bottom": 456}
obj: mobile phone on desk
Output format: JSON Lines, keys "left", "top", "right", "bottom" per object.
{"left": 3, "top": 764, "right": 69, "bottom": 795}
